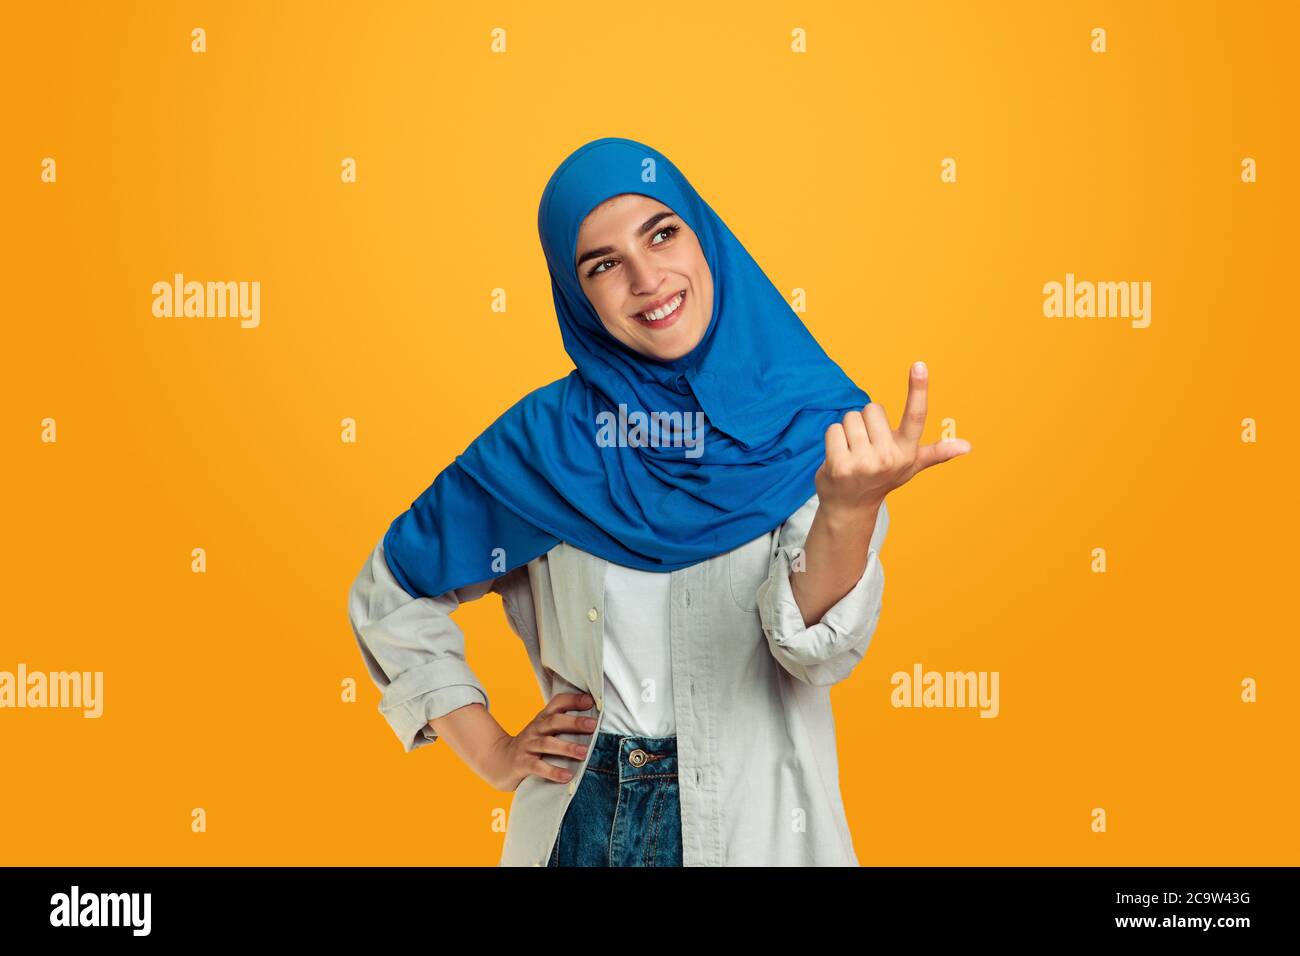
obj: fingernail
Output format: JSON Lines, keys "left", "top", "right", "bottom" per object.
{"left": 584, "top": 717, "right": 598, "bottom": 728}
{"left": 913, "top": 360, "right": 927, "bottom": 377}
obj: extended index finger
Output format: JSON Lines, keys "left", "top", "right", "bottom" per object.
{"left": 897, "top": 360, "right": 929, "bottom": 447}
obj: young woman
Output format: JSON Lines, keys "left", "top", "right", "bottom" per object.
{"left": 347, "top": 136, "right": 970, "bottom": 866}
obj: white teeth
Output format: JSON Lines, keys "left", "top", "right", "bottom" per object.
{"left": 639, "top": 291, "right": 684, "bottom": 322}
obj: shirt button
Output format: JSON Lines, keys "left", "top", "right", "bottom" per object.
{"left": 568, "top": 779, "right": 578, "bottom": 794}
{"left": 587, "top": 607, "right": 599, "bottom": 622}
{"left": 532, "top": 861, "right": 542, "bottom": 867}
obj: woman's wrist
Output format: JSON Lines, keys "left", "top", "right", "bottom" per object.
{"left": 790, "top": 497, "right": 881, "bottom": 627}
{"left": 816, "top": 496, "right": 883, "bottom": 534}
{"left": 428, "top": 703, "right": 513, "bottom": 786}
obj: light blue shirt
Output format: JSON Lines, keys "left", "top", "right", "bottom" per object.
{"left": 347, "top": 494, "right": 889, "bottom": 866}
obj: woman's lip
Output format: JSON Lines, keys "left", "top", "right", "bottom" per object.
{"left": 634, "top": 290, "right": 686, "bottom": 331}
{"left": 634, "top": 289, "right": 685, "bottom": 317}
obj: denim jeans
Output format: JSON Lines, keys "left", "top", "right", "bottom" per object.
{"left": 547, "top": 731, "right": 683, "bottom": 867}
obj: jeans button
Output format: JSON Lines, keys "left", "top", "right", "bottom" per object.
{"left": 628, "top": 748, "right": 648, "bottom": 767}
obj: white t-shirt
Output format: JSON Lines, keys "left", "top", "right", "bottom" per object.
{"left": 599, "top": 561, "right": 675, "bottom": 737}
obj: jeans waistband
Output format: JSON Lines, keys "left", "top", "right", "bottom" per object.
{"left": 585, "top": 730, "right": 678, "bottom": 781}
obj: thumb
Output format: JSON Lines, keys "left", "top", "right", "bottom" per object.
{"left": 913, "top": 438, "right": 972, "bottom": 474}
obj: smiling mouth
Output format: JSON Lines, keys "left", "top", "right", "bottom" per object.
{"left": 634, "top": 290, "right": 686, "bottom": 329}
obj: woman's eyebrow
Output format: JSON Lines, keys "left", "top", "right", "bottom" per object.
{"left": 575, "top": 211, "right": 676, "bottom": 268}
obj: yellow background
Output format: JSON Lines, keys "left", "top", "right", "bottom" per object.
{"left": 2, "top": 0, "right": 1295, "bottom": 865}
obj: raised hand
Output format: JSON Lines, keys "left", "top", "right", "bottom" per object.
{"left": 814, "top": 360, "right": 970, "bottom": 515}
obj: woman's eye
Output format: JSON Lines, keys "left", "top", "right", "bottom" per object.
{"left": 651, "top": 224, "right": 680, "bottom": 245}
{"left": 586, "top": 224, "right": 679, "bottom": 278}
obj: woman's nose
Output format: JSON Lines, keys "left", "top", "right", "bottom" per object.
{"left": 625, "top": 256, "right": 664, "bottom": 293}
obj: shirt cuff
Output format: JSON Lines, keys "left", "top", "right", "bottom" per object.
{"left": 380, "top": 659, "right": 490, "bottom": 753}
{"left": 757, "top": 544, "right": 885, "bottom": 670}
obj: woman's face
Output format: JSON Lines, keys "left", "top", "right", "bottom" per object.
{"left": 575, "top": 193, "right": 714, "bottom": 362}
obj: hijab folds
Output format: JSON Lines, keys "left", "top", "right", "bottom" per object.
{"left": 382, "top": 136, "right": 871, "bottom": 599}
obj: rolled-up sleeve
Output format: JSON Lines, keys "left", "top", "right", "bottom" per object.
{"left": 347, "top": 538, "right": 495, "bottom": 752}
{"left": 756, "top": 495, "right": 889, "bottom": 686}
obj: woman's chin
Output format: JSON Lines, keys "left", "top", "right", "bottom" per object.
{"left": 635, "top": 325, "right": 704, "bottom": 362}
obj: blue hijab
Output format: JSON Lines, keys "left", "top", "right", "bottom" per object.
{"left": 383, "top": 136, "right": 871, "bottom": 599}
